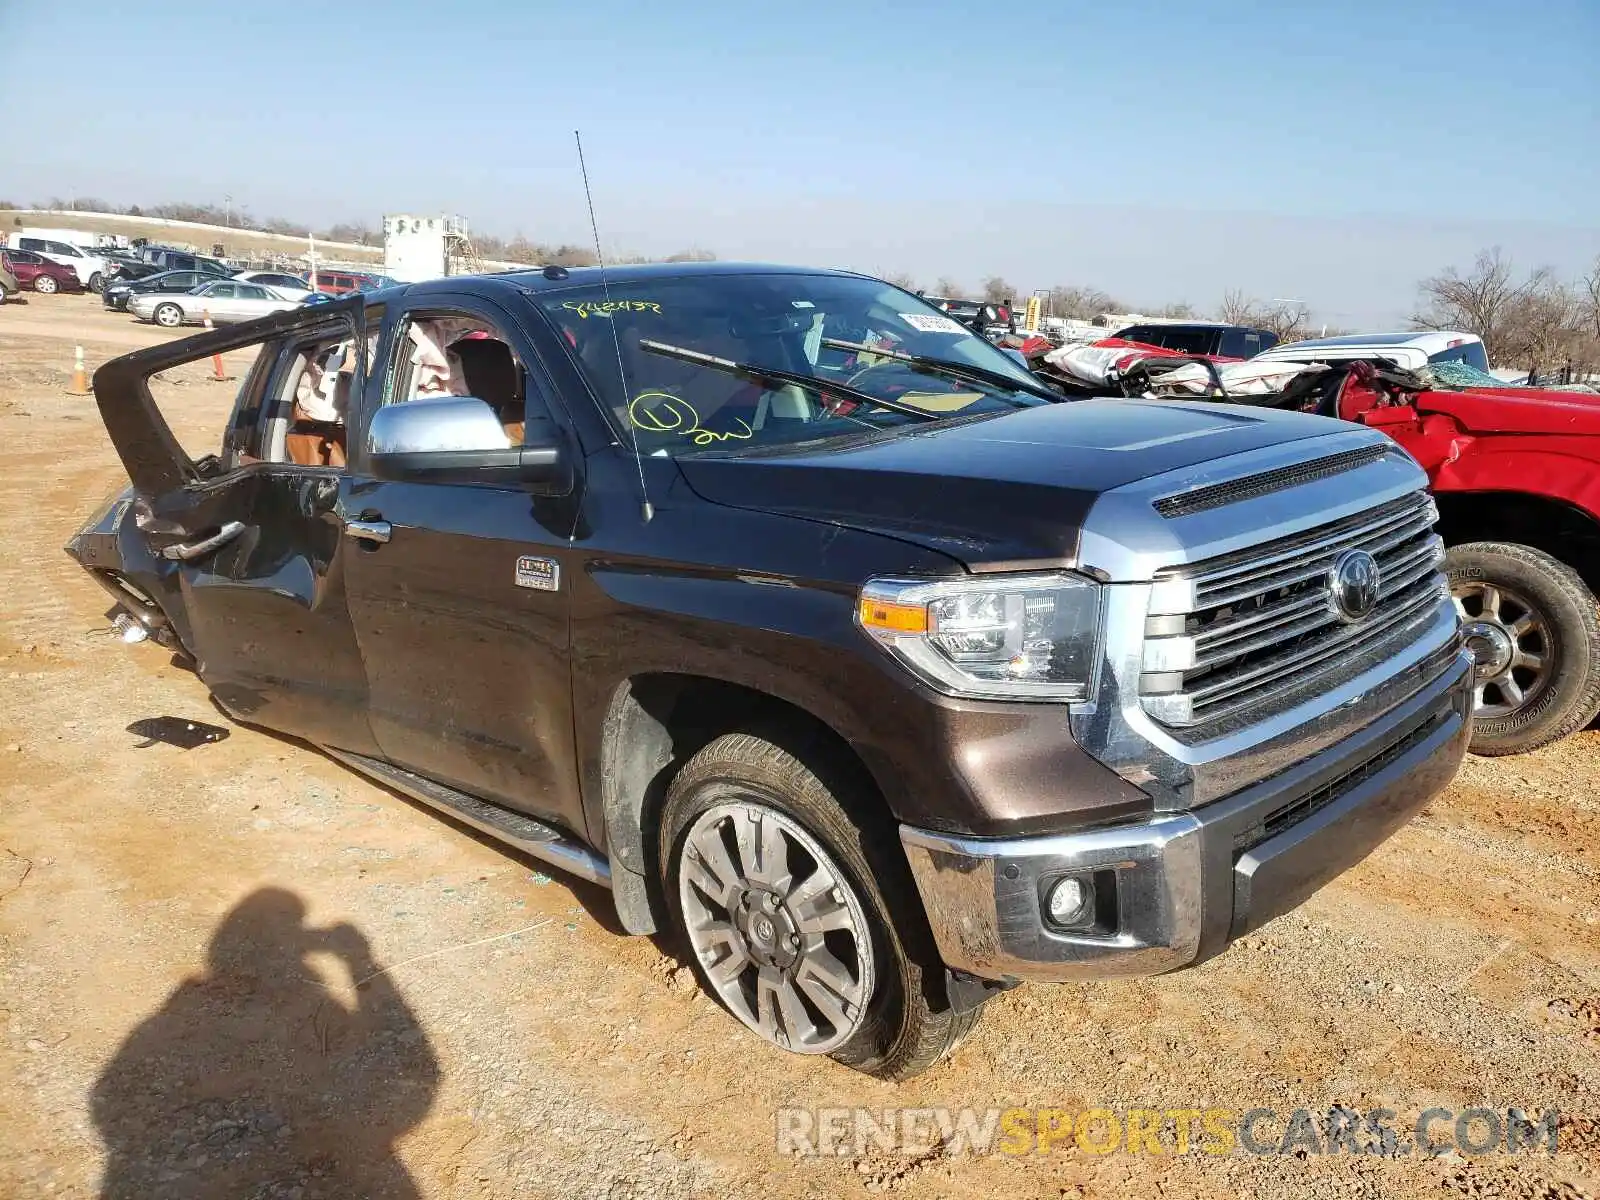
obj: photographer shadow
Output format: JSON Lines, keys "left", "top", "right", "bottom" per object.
{"left": 91, "top": 887, "right": 440, "bottom": 1199}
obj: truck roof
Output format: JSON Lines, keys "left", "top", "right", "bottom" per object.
{"left": 495, "top": 260, "right": 861, "bottom": 291}
{"left": 1272, "top": 331, "right": 1482, "bottom": 353}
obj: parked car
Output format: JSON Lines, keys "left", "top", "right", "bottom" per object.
{"left": 5, "top": 235, "right": 109, "bottom": 293}
{"left": 1, "top": 248, "right": 84, "bottom": 294}
{"left": 69, "top": 264, "right": 1471, "bottom": 1079}
{"left": 233, "top": 270, "right": 315, "bottom": 301}
{"left": 0, "top": 252, "right": 17, "bottom": 301}
{"left": 301, "top": 274, "right": 400, "bottom": 304}
{"left": 1112, "top": 321, "right": 1280, "bottom": 360}
{"left": 128, "top": 279, "right": 298, "bottom": 327}
{"left": 101, "top": 253, "right": 166, "bottom": 284}
{"left": 308, "top": 269, "right": 383, "bottom": 295}
{"left": 136, "top": 246, "right": 234, "bottom": 277}
{"left": 103, "top": 267, "right": 233, "bottom": 312}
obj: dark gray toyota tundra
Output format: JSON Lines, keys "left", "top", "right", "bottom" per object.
{"left": 69, "top": 262, "right": 1472, "bottom": 1078}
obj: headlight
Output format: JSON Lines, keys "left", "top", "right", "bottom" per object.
{"left": 856, "top": 572, "right": 1102, "bottom": 701}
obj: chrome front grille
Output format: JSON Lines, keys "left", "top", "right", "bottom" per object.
{"left": 1140, "top": 491, "right": 1446, "bottom": 728}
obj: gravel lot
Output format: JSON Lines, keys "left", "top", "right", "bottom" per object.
{"left": 2, "top": 293, "right": 1598, "bottom": 1199}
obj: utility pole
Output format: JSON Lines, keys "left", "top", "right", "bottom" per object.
{"left": 224, "top": 194, "right": 232, "bottom": 228}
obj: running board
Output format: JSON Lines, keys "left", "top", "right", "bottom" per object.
{"left": 325, "top": 749, "right": 612, "bottom": 888}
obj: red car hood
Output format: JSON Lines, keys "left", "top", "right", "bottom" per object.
{"left": 1417, "top": 386, "right": 1600, "bottom": 436}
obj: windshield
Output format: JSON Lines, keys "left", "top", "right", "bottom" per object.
{"left": 536, "top": 273, "right": 1047, "bottom": 456}
{"left": 1428, "top": 341, "right": 1490, "bottom": 372}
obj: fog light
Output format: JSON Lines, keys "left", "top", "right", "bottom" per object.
{"left": 112, "top": 613, "right": 148, "bottom": 644}
{"left": 1045, "top": 876, "right": 1092, "bottom": 927}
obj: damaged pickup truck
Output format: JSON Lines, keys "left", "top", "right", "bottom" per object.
{"left": 70, "top": 263, "right": 1472, "bottom": 1079}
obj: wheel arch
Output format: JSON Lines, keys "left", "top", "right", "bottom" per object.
{"left": 598, "top": 672, "right": 902, "bottom": 938}
{"left": 1434, "top": 489, "right": 1600, "bottom": 594}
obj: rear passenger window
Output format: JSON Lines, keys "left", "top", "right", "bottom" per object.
{"left": 229, "top": 316, "right": 365, "bottom": 468}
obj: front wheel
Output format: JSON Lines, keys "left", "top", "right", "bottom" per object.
{"left": 660, "top": 731, "right": 983, "bottom": 1080}
{"left": 87, "top": 272, "right": 104, "bottom": 294}
{"left": 33, "top": 274, "right": 58, "bottom": 294}
{"left": 1448, "top": 542, "right": 1600, "bottom": 755}
{"left": 153, "top": 303, "right": 184, "bottom": 328}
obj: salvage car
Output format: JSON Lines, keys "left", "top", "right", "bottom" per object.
{"left": 1241, "top": 337, "right": 1600, "bottom": 755}
{"left": 1039, "top": 337, "right": 1600, "bottom": 755}
{"left": 1112, "top": 320, "right": 1279, "bottom": 360}
{"left": 69, "top": 264, "right": 1471, "bottom": 1079}
{"left": 128, "top": 278, "right": 299, "bottom": 327}
{"left": 1254, "top": 330, "right": 1489, "bottom": 373}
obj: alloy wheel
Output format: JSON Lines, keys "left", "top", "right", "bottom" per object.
{"left": 1454, "top": 581, "right": 1551, "bottom": 717}
{"left": 677, "top": 800, "right": 874, "bottom": 1054}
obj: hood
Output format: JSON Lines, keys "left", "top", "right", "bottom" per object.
{"left": 676, "top": 399, "right": 1340, "bottom": 568}
{"left": 1420, "top": 386, "right": 1600, "bottom": 437}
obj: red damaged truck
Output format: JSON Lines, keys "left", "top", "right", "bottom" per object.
{"left": 1036, "top": 330, "right": 1600, "bottom": 756}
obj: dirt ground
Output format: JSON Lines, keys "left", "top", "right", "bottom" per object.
{"left": 2, "top": 293, "right": 1598, "bottom": 1200}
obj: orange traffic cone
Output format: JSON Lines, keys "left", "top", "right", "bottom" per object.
{"left": 67, "top": 344, "right": 91, "bottom": 395}
{"left": 203, "top": 310, "right": 230, "bottom": 382}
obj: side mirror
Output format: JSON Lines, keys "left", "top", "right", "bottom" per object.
{"left": 366, "top": 397, "right": 571, "bottom": 494}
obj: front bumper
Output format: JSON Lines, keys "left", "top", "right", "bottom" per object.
{"left": 900, "top": 645, "right": 1472, "bottom": 983}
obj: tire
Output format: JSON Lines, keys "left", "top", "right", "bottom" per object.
{"left": 34, "top": 274, "right": 58, "bottom": 295}
{"left": 88, "top": 272, "right": 104, "bottom": 294}
{"left": 659, "top": 730, "right": 983, "bottom": 1080}
{"left": 1448, "top": 541, "right": 1600, "bottom": 756}
{"left": 153, "top": 303, "right": 184, "bottom": 328}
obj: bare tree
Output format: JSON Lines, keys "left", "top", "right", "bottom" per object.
{"left": 1150, "top": 302, "right": 1197, "bottom": 319}
{"left": 883, "top": 271, "right": 917, "bottom": 291}
{"left": 1412, "top": 247, "right": 1535, "bottom": 362}
{"left": 1216, "top": 290, "right": 1308, "bottom": 341}
{"left": 1218, "top": 289, "right": 1256, "bottom": 325}
{"left": 1503, "top": 279, "right": 1584, "bottom": 380}
{"left": 934, "top": 276, "right": 962, "bottom": 299}
{"left": 1581, "top": 256, "right": 1600, "bottom": 342}
{"left": 981, "top": 276, "right": 1015, "bottom": 304}
{"left": 1045, "top": 285, "right": 1120, "bottom": 321}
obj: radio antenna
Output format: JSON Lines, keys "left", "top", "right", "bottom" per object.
{"left": 576, "top": 129, "right": 652, "bottom": 522}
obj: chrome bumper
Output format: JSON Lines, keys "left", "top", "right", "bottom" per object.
{"left": 901, "top": 647, "right": 1473, "bottom": 984}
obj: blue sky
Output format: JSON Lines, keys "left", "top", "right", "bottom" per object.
{"left": 2, "top": 0, "right": 1596, "bottom": 324}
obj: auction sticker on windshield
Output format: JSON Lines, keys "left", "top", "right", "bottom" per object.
{"left": 900, "top": 313, "right": 968, "bottom": 335}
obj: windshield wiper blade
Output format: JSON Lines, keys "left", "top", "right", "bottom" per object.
{"left": 820, "top": 337, "right": 1060, "bottom": 403}
{"left": 637, "top": 339, "right": 939, "bottom": 422}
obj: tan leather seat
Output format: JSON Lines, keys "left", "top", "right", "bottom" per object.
{"left": 451, "top": 337, "right": 524, "bottom": 443}
{"left": 285, "top": 424, "right": 346, "bottom": 467}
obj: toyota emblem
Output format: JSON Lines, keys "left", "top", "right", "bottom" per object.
{"left": 1328, "top": 549, "right": 1381, "bottom": 621}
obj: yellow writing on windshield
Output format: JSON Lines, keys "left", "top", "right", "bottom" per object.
{"left": 563, "top": 300, "right": 663, "bottom": 319}
{"left": 628, "top": 391, "right": 752, "bottom": 446}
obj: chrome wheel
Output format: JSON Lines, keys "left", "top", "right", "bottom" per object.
{"left": 676, "top": 800, "right": 874, "bottom": 1055}
{"left": 34, "top": 274, "right": 57, "bottom": 294}
{"left": 154, "top": 304, "right": 183, "bottom": 328}
{"left": 1454, "top": 581, "right": 1550, "bottom": 717}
